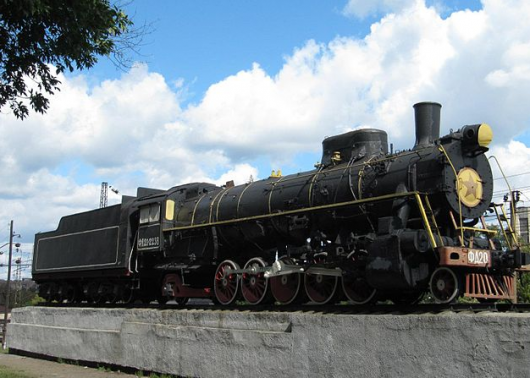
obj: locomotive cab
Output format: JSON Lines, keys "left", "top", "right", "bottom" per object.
{"left": 137, "top": 202, "right": 162, "bottom": 252}
{"left": 129, "top": 188, "right": 167, "bottom": 255}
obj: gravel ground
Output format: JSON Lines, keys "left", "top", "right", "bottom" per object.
{"left": 0, "top": 353, "right": 137, "bottom": 378}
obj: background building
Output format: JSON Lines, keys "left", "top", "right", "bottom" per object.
{"left": 517, "top": 206, "right": 530, "bottom": 244}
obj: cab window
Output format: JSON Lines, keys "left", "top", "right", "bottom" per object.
{"left": 139, "top": 204, "right": 160, "bottom": 224}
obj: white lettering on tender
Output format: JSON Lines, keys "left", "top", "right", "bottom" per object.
{"left": 467, "top": 250, "right": 489, "bottom": 265}
{"left": 138, "top": 237, "right": 160, "bottom": 248}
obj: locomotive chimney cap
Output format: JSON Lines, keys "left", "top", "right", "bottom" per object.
{"left": 413, "top": 101, "right": 442, "bottom": 108}
{"left": 413, "top": 101, "right": 442, "bottom": 150}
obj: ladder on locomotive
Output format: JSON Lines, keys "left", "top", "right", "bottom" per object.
{"left": 490, "top": 202, "right": 519, "bottom": 250}
{"left": 413, "top": 194, "right": 515, "bottom": 251}
{"left": 448, "top": 202, "right": 516, "bottom": 249}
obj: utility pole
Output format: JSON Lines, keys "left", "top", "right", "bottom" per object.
{"left": 510, "top": 190, "right": 521, "bottom": 234}
{"left": 100, "top": 182, "right": 109, "bottom": 208}
{"left": 2, "top": 220, "right": 15, "bottom": 349}
{"left": 509, "top": 191, "right": 521, "bottom": 304}
{"left": 14, "top": 258, "right": 21, "bottom": 307}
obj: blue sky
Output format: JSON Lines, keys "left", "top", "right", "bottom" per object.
{"left": 92, "top": 0, "right": 484, "bottom": 103}
{"left": 91, "top": 1, "right": 376, "bottom": 96}
{"left": 1, "top": 0, "right": 530, "bottom": 276}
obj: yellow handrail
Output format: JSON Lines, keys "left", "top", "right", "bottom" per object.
{"left": 438, "top": 144, "right": 465, "bottom": 246}
{"left": 414, "top": 193, "right": 438, "bottom": 248}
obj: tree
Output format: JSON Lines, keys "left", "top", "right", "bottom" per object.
{"left": 0, "top": 279, "right": 39, "bottom": 308}
{"left": 0, "top": 0, "right": 133, "bottom": 119}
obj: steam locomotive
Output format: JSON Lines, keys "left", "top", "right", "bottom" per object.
{"left": 32, "top": 102, "right": 530, "bottom": 306}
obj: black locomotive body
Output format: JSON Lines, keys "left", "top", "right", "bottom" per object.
{"left": 33, "top": 102, "right": 530, "bottom": 306}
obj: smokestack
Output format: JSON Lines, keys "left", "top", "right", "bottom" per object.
{"left": 413, "top": 102, "right": 441, "bottom": 149}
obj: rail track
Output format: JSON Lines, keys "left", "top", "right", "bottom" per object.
{"left": 39, "top": 300, "right": 530, "bottom": 315}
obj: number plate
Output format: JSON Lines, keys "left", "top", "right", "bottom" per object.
{"left": 467, "top": 250, "right": 490, "bottom": 266}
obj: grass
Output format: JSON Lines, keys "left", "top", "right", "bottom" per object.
{"left": 135, "top": 371, "right": 178, "bottom": 378}
{"left": 0, "top": 355, "right": 180, "bottom": 378}
{"left": 0, "top": 365, "right": 33, "bottom": 378}
{"left": 97, "top": 365, "right": 112, "bottom": 373}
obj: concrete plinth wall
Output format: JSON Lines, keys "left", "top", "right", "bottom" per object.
{"left": 7, "top": 306, "right": 530, "bottom": 378}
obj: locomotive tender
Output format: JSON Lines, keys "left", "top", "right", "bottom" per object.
{"left": 33, "top": 102, "right": 530, "bottom": 306}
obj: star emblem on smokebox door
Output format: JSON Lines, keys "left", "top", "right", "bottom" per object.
{"left": 462, "top": 172, "right": 477, "bottom": 198}
{"left": 457, "top": 168, "right": 482, "bottom": 208}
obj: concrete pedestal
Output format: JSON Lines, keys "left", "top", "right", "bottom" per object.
{"left": 7, "top": 306, "right": 530, "bottom": 378}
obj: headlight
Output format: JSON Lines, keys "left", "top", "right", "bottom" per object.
{"left": 462, "top": 123, "right": 493, "bottom": 153}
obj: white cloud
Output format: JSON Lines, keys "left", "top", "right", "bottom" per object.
{"left": 489, "top": 141, "right": 530, "bottom": 204}
{"left": 181, "top": 1, "right": 459, "bottom": 154}
{"left": 213, "top": 164, "right": 258, "bottom": 187}
{"left": 179, "top": 0, "right": 530, "bottom": 153}
{"left": 485, "top": 41, "right": 530, "bottom": 87}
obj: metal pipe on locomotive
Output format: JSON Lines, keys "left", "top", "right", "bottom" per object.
{"left": 32, "top": 102, "right": 530, "bottom": 306}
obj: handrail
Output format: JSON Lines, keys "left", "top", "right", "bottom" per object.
{"left": 164, "top": 190, "right": 440, "bottom": 249}
{"left": 491, "top": 203, "right": 519, "bottom": 249}
{"left": 489, "top": 155, "right": 519, "bottom": 244}
{"left": 414, "top": 193, "right": 438, "bottom": 248}
{"left": 439, "top": 145, "right": 465, "bottom": 246}
{"left": 423, "top": 195, "right": 443, "bottom": 241}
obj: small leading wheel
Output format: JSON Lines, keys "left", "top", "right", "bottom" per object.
{"left": 430, "top": 267, "right": 461, "bottom": 304}
{"left": 270, "top": 258, "right": 302, "bottom": 305}
{"left": 304, "top": 271, "right": 338, "bottom": 305}
{"left": 241, "top": 257, "right": 271, "bottom": 305}
{"left": 214, "top": 259, "right": 240, "bottom": 305}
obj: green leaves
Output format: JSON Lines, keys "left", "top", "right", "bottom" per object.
{"left": 0, "top": 0, "right": 132, "bottom": 119}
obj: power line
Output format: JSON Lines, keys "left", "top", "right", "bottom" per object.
{"left": 493, "top": 170, "right": 530, "bottom": 181}
{"left": 493, "top": 185, "right": 530, "bottom": 194}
